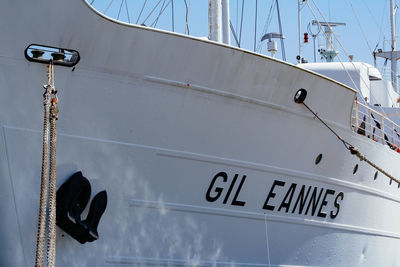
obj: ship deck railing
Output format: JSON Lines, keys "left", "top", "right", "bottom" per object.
{"left": 352, "top": 100, "right": 400, "bottom": 152}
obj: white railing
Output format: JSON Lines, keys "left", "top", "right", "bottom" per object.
{"left": 352, "top": 100, "right": 400, "bottom": 151}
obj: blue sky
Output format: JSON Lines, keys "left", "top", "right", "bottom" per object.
{"left": 90, "top": 0, "right": 397, "bottom": 71}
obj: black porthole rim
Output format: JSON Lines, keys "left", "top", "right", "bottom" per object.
{"left": 294, "top": 88, "right": 307, "bottom": 104}
{"left": 315, "top": 154, "right": 323, "bottom": 165}
{"left": 353, "top": 164, "right": 358, "bottom": 174}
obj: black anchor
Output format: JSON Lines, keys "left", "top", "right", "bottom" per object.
{"left": 56, "top": 171, "right": 107, "bottom": 244}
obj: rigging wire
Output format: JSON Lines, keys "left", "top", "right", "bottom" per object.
{"left": 151, "top": 0, "right": 172, "bottom": 28}
{"left": 104, "top": 0, "right": 115, "bottom": 15}
{"left": 183, "top": 0, "right": 191, "bottom": 35}
{"left": 305, "top": 2, "right": 360, "bottom": 94}
{"left": 254, "top": 0, "right": 258, "bottom": 52}
{"left": 142, "top": 0, "right": 163, "bottom": 25}
{"left": 117, "top": 0, "right": 124, "bottom": 20}
{"left": 347, "top": 0, "right": 373, "bottom": 54}
{"left": 306, "top": 3, "right": 368, "bottom": 101}
{"left": 358, "top": 0, "right": 399, "bottom": 106}
{"left": 236, "top": 0, "right": 239, "bottom": 35}
{"left": 124, "top": 0, "right": 131, "bottom": 23}
{"left": 257, "top": 0, "right": 276, "bottom": 53}
{"left": 153, "top": 0, "right": 167, "bottom": 27}
{"left": 362, "top": 1, "right": 381, "bottom": 29}
{"left": 239, "top": 0, "right": 245, "bottom": 47}
{"left": 377, "top": 0, "right": 389, "bottom": 48}
{"left": 230, "top": 20, "right": 241, "bottom": 46}
{"left": 345, "top": 3, "right": 399, "bottom": 107}
{"left": 306, "top": 0, "right": 391, "bottom": 118}
{"left": 136, "top": 0, "right": 148, "bottom": 24}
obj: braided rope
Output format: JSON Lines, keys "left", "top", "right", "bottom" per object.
{"left": 301, "top": 101, "right": 400, "bottom": 185}
{"left": 35, "top": 63, "right": 59, "bottom": 267}
{"left": 352, "top": 147, "right": 400, "bottom": 185}
{"left": 47, "top": 98, "right": 58, "bottom": 267}
{"left": 35, "top": 65, "right": 52, "bottom": 267}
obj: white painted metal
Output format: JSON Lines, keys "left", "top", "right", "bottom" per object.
{"left": 351, "top": 101, "right": 400, "bottom": 148}
{"left": 2, "top": 0, "right": 400, "bottom": 266}
{"left": 221, "top": 0, "right": 230, "bottom": 45}
{"left": 267, "top": 40, "right": 278, "bottom": 57}
{"left": 374, "top": 0, "right": 400, "bottom": 93}
{"left": 297, "top": 0, "right": 302, "bottom": 62}
{"left": 302, "top": 62, "right": 400, "bottom": 108}
{"left": 209, "top": 0, "right": 222, "bottom": 42}
{"left": 390, "top": 0, "right": 398, "bottom": 92}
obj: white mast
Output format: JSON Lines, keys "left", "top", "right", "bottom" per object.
{"left": 374, "top": 0, "right": 400, "bottom": 92}
{"left": 297, "top": 0, "right": 302, "bottom": 63}
{"left": 221, "top": 0, "right": 230, "bottom": 45}
{"left": 209, "top": 0, "right": 230, "bottom": 44}
{"left": 209, "top": 0, "right": 222, "bottom": 42}
{"left": 390, "top": 0, "right": 398, "bottom": 91}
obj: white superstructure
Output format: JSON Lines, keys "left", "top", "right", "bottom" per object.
{"left": 1, "top": 0, "right": 400, "bottom": 266}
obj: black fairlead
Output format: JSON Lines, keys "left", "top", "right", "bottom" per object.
{"left": 25, "top": 44, "right": 80, "bottom": 67}
{"left": 294, "top": 88, "right": 307, "bottom": 104}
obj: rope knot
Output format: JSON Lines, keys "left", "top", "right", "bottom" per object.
{"left": 50, "top": 99, "right": 59, "bottom": 120}
{"left": 349, "top": 146, "right": 358, "bottom": 155}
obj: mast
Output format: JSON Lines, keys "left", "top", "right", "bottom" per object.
{"left": 276, "top": 0, "right": 286, "bottom": 61}
{"left": 209, "top": 0, "right": 230, "bottom": 44}
{"left": 390, "top": 0, "right": 398, "bottom": 91}
{"left": 297, "top": 0, "right": 302, "bottom": 63}
{"left": 221, "top": 0, "right": 230, "bottom": 45}
{"left": 209, "top": 0, "right": 222, "bottom": 42}
{"left": 374, "top": 0, "right": 400, "bottom": 92}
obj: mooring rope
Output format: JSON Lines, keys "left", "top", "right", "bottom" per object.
{"left": 35, "top": 62, "right": 59, "bottom": 267}
{"left": 301, "top": 101, "right": 400, "bottom": 185}
{"left": 47, "top": 68, "right": 59, "bottom": 267}
{"left": 35, "top": 64, "right": 52, "bottom": 267}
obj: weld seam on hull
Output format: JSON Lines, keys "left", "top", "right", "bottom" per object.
{"left": 144, "top": 75, "right": 351, "bottom": 132}
{"left": 129, "top": 199, "right": 400, "bottom": 240}
{"left": 105, "top": 255, "right": 297, "bottom": 266}
{"left": 4, "top": 125, "right": 400, "bottom": 204}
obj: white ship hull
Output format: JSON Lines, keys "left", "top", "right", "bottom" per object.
{"left": 1, "top": 0, "right": 400, "bottom": 266}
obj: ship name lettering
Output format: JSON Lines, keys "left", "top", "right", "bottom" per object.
{"left": 205, "top": 172, "right": 246, "bottom": 206}
{"left": 262, "top": 179, "right": 344, "bottom": 219}
{"left": 205, "top": 174, "right": 344, "bottom": 219}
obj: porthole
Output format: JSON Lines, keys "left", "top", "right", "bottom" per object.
{"left": 315, "top": 154, "right": 323, "bottom": 165}
{"left": 374, "top": 171, "right": 378, "bottom": 180}
{"left": 353, "top": 164, "right": 358, "bottom": 174}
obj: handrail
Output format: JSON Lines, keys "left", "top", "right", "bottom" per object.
{"left": 352, "top": 100, "right": 400, "bottom": 152}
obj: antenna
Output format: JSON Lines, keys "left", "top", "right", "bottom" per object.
{"left": 261, "top": 32, "right": 286, "bottom": 58}
{"left": 307, "top": 21, "right": 321, "bottom": 62}
{"left": 312, "top": 20, "right": 345, "bottom": 62}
